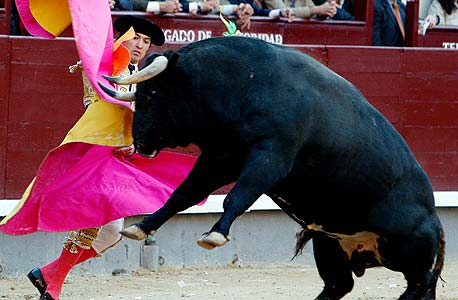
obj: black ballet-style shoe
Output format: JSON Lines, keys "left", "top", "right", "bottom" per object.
{"left": 27, "top": 267, "right": 47, "bottom": 295}
{"left": 40, "top": 292, "right": 56, "bottom": 300}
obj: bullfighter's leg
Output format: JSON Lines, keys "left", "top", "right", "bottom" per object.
{"left": 312, "top": 234, "right": 354, "bottom": 300}
{"left": 198, "top": 141, "right": 297, "bottom": 249}
{"left": 121, "top": 153, "right": 241, "bottom": 240}
{"left": 368, "top": 193, "right": 444, "bottom": 300}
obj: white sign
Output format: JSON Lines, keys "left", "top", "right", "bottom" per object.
{"left": 239, "top": 32, "right": 283, "bottom": 45}
{"left": 164, "top": 29, "right": 284, "bottom": 45}
{"left": 442, "top": 42, "right": 458, "bottom": 49}
{"left": 164, "top": 29, "right": 212, "bottom": 43}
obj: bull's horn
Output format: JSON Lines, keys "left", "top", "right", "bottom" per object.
{"left": 103, "top": 55, "right": 168, "bottom": 85}
{"left": 97, "top": 82, "right": 136, "bottom": 102}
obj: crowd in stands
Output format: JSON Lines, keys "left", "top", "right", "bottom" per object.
{"left": 5, "top": 0, "right": 458, "bottom": 46}
{"left": 424, "top": 0, "right": 458, "bottom": 26}
{"left": 107, "top": 0, "right": 356, "bottom": 30}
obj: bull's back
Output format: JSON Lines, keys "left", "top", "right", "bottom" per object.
{"left": 178, "top": 37, "right": 434, "bottom": 215}
{"left": 176, "top": 37, "right": 351, "bottom": 141}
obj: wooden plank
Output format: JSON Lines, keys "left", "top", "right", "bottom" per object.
{"left": 0, "top": 8, "right": 6, "bottom": 35}
{"left": 7, "top": 121, "right": 74, "bottom": 151}
{"left": 416, "top": 152, "right": 457, "bottom": 180}
{"left": 404, "top": 0, "right": 419, "bottom": 47}
{"left": 0, "top": 39, "right": 9, "bottom": 199}
{"left": 6, "top": 178, "right": 34, "bottom": 199}
{"left": 327, "top": 47, "right": 403, "bottom": 73}
{"left": 5, "top": 38, "right": 79, "bottom": 198}
{"left": 402, "top": 102, "right": 458, "bottom": 126}
{"left": 418, "top": 27, "right": 458, "bottom": 48}
{"left": 338, "top": 72, "right": 403, "bottom": 97}
{"left": 294, "top": 45, "right": 327, "bottom": 64}
{"left": 365, "top": 96, "right": 401, "bottom": 125}
{"left": 9, "top": 91, "right": 82, "bottom": 123}
{"left": 404, "top": 48, "right": 458, "bottom": 73}
{"left": 402, "top": 126, "right": 457, "bottom": 153}
{"left": 6, "top": 150, "right": 45, "bottom": 198}
{"left": 404, "top": 74, "right": 458, "bottom": 101}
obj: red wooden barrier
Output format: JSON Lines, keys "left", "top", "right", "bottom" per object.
{"left": 2, "top": 37, "right": 81, "bottom": 197}
{"left": 0, "top": 36, "right": 457, "bottom": 200}
{"left": 0, "top": 37, "right": 8, "bottom": 199}
{"left": 323, "top": 46, "right": 458, "bottom": 190}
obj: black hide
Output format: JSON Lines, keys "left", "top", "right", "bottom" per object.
{"left": 131, "top": 36, "right": 444, "bottom": 300}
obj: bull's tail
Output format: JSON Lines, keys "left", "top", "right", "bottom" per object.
{"left": 292, "top": 228, "right": 315, "bottom": 260}
{"left": 432, "top": 226, "right": 446, "bottom": 283}
{"left": 423, "top": 225, "right": 446, "bottom": 300}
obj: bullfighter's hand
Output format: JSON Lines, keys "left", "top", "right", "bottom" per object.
{"left": 108, "top": 0, "right": 116, "bottom": 9}
{"left": 112, "top": 144, "right": 136, "bottom": 158}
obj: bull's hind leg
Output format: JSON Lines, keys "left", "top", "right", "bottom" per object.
{"left": 391, "top": 226, "right": 444, "bottom": 300}
{"left": 376, "top": 220, "right": 445, "bottom": 300}
{"left": 313, "top": 234, "right": 354, "bottom": 300}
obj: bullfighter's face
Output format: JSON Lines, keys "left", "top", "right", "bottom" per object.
{"left": 125, "top": 32, "right": 151, "bottom": 64}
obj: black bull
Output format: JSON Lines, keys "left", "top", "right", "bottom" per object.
{"left": 101, "top": 36, "right": 445, "bottom": 300}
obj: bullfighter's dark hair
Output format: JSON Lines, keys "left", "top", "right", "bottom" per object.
{"left": 113, "top": 15, "right": 165, "bottom": 46}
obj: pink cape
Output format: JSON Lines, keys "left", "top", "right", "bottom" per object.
{"left": 15, "top": 0, "right": 131, "bottom": 109}
{"left": 0, "top": 144, "right": 197, "bottom": 235}
{"left": 0, "top": 1, "right": 202, "bottom": 236}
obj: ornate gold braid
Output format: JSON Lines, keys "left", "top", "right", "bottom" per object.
{"left": 64, "top": 227, "right": 100, "bottom": 253}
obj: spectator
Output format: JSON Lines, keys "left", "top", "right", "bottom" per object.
{"left": 372, "top": 0, "right": 406, "bottom": 46}
{"left": 232, "top": 0, "right": 271, "bottom": 16}
{"left": 341, "top": 0, "right": 353, "bottom": 17}
{"left": 312, "top": 0, "right": 354, "bottom": 20}
{"left": 215, "top": 0, "right": 258, "bottom": 29}
{"left": 424, "top": 0, "right": 458, "bottom": 27}
{"left": 10, "top": 0, "right": 23, "bottom": 35}
{"left": 262, "top": 0, "right": 337, "bottom": 22}
{"left": 109, "top": 0, "right": 133, "bottom": 10}
{"left": 181, "top": 0, "right": 220, "bottom": 15}
{"left": 181, "top": 0, "right": 259, "bottom": 29}
{"left": 111, "top": 0, "right": 183, "bottom": 14}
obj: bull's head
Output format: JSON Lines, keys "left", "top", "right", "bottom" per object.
{"left": 99, "top": 54, "right": 170, "bottom": 158}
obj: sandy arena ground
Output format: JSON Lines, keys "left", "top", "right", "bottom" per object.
{"left": 1, "top": 263, "right": 457, "bottom": 300}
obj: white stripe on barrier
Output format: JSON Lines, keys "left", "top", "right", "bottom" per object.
{"left": 1, "top": 192, "right": 457, "bottom": 217}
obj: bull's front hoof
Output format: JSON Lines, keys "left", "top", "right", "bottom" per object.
{"left": 197, "top": 232, "right": 231, "bottom": 250}
{"left": 120, "top": 225, "right": 154, "bottom": 240}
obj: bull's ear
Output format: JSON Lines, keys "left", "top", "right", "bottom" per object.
{"left": 142, "top": 51, "right": 163, "bottom": 68}
{"left": 166, "top": 51, "right": 180, "bottom": 66}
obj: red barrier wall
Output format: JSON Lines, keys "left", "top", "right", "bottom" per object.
{"left": 0, "top": 37, "right": 457, "bottom": 200}
{"left": 1, "top": 37, "right": 81, "bottom": 198}
{"left": 323, "top": 46, "right": 457, "bottom": 190}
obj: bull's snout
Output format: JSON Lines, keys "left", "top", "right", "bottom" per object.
{"left": 135, "top": 143, "right": 158, "bottom": 158}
